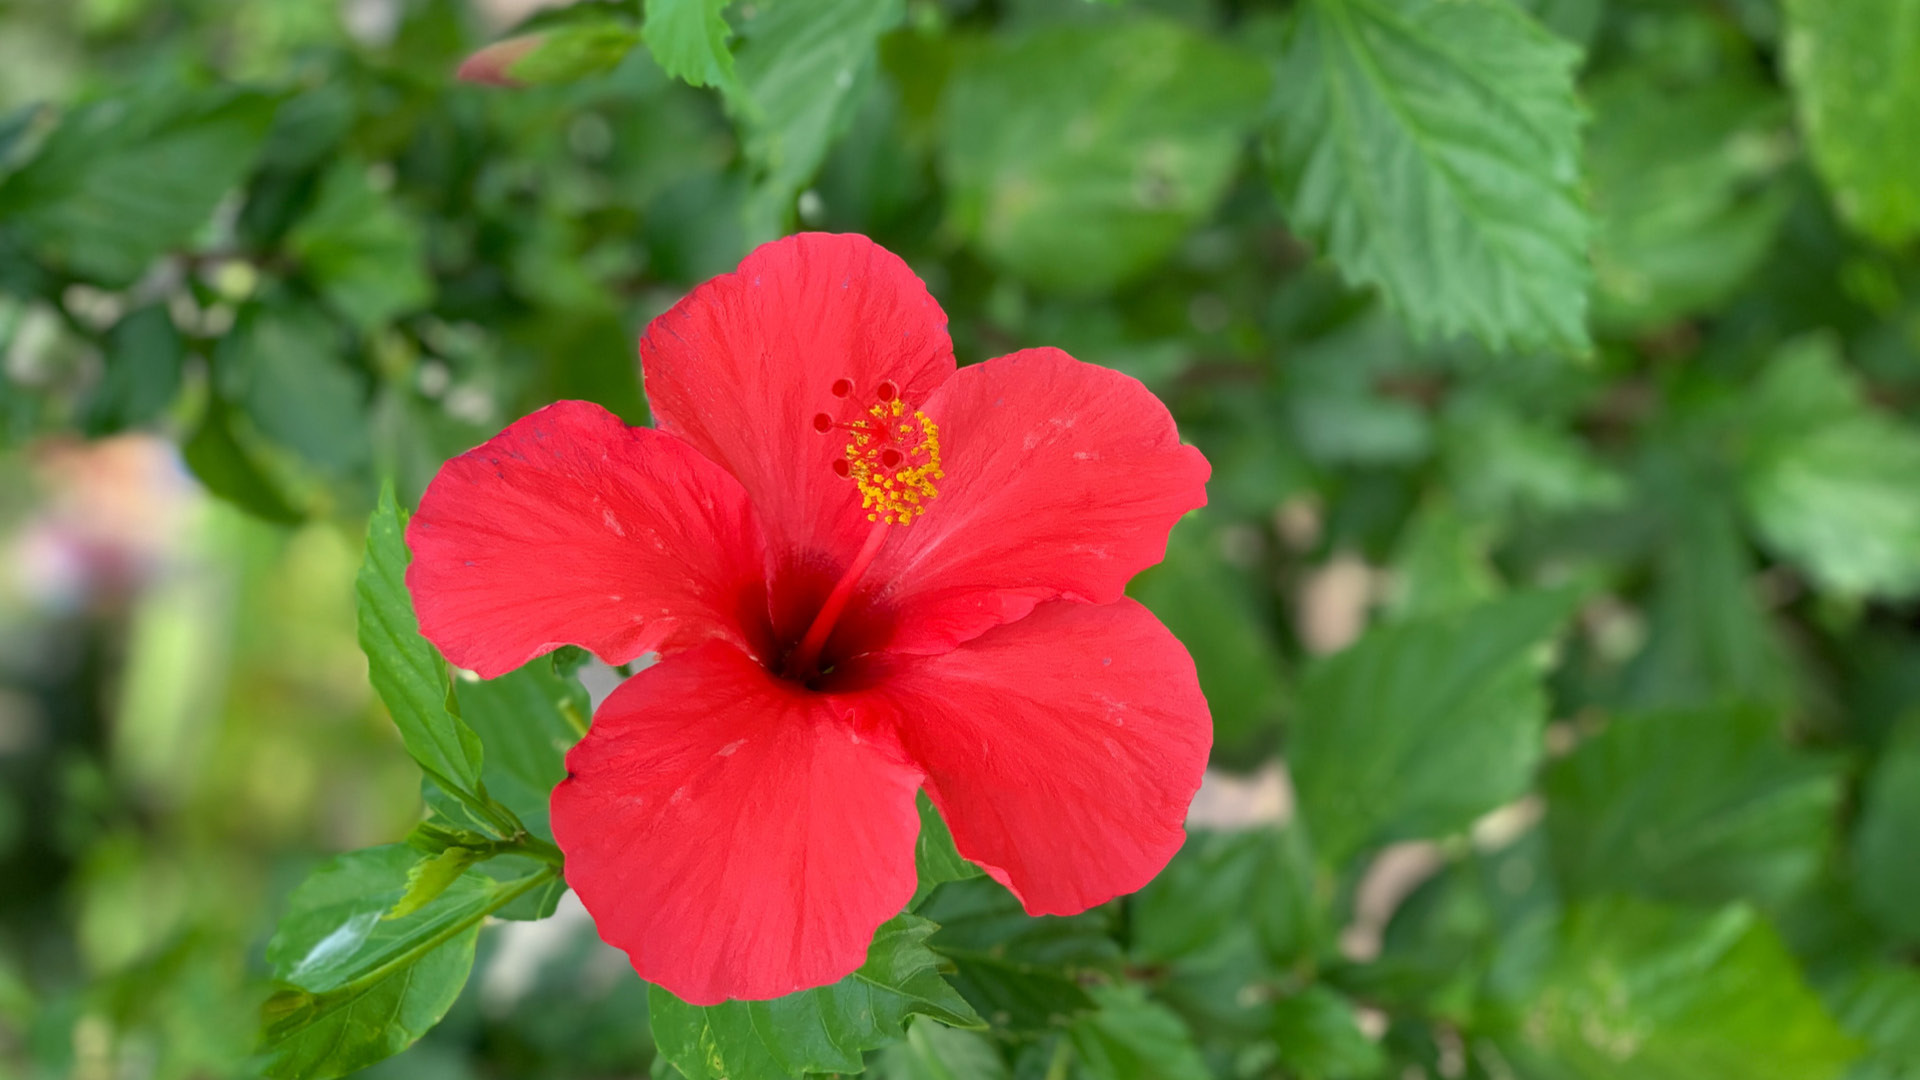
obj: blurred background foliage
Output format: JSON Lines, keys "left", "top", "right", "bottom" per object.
{"left": 2, "top": 0, "right": 1920, "bottom": 1077}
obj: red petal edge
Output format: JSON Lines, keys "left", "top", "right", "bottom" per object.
{"left": 552, "top": 642, "right": 923, "bottom": 1004}
{"left": 860, "top": 598, "right": 1212, "bottom": 915}
{"left": 406, "top": 400, "right": 770, "bottom": 678}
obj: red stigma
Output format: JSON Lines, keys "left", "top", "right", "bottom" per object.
{"left": 830, "top": 378, "right": 854, "bottom": 398}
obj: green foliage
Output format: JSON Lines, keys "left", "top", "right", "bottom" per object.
{"left": 1853, "top": 713, "right": 1920, "bottom": 944}
{"left": 0, "top": 88, "right": 276, "bottom": 285}
{"left": 646, "top": 0, "right": 738, "bottom": 91}
{"left": 260, "top": 845, "right": 558, "bottom": 1079}
{"left": 1545, "top": 706, "right": 1842, "bottom": 909}
{"left": 1504, "top": 899, "right": 1859, "bottom": 1080}
{"left": 648, "top": 914, "right": 982, "bottom": 1080}
{"left": 1266, "top": 0, "right": 1590, "bottom": 352}
{"left": 1737, "top": 335, "right": 1920, "bottom": 600}
{"left": 1290, "top": 589, "right": 1578, "bottom": 864}
{"left": 942, "top": 19, "right": 1268, "bottom": 294}
{"left": 1782, "top": 0, "right": 1920, "bottom": 245}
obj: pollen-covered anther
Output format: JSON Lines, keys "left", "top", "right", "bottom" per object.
{"left": 812, "top": 378, "right": 943, "bottom": 525}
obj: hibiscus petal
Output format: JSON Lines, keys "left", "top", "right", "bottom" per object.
{"left": 853, "top": 348, "right": 1209, "bottom": 657}
{"left": 407, "top": 400, "right": 769, "bottom": 679}
{"left": 866, "top": 599, "right": 1211, "bottom": 916}
{"left": 642, "top": 233, "right": 956, "bottom": 605}
{"left": 552, "top": 642, "right": 923, "bottom": 1005}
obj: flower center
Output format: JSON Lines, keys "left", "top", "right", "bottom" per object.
{"left": 812, "top": 378, "right": 943, "bottom": 526}
{"left": 785, "top": 378, "right": 944, "bottom": 681}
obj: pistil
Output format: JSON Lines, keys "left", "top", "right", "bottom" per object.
{"left": 783, "top": 518, "right": 890, "bottom": 680}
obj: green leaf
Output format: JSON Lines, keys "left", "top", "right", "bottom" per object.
{"left": 1385, "top": 498, "right": 1503, "bottom": 621}
{"left": 1853, "top": 713, "right": 1920, "bottom": 944}
{"left": 1269, "top": 987, "right": 1388, "bottom": 1080}
{"left": 1439, "top": 393, "right": 1626, "bottom": 519}
{"left": 356, "top": 483, "right": 495, "bottom": 826}
{"left": 1265, "top": 0, "right": 1590, "bottom": 353}
{"left": 80, "top": 304, "right": 183, "bottom": 436}
{"left": 920, "top": 878, "right": 1115, "bottom": 1034}
{"left": 941, "top": 19, "right": 1268, "bottom": 294}
{"left": 730, "top": 0, "right": 904, "bottom": 235}
{"left": 1505, "top": 898, "right": 1859, "bottom": 1080}
{"left": 1824, "top": 963, "right": 1920, "bottom": 1080}
{"left": 287, "top": 161, "right": 432, "bottom": 331}
{"left": 877, "top": 1021, "right": 1009, "bottom": 1080}
{"left": 1620, "top": 485, "right": 1795, "bottom": 712}
{"left": 1781, "top": 0, "right": 1920, "bottom": 245}
{"left": 181, "top": 395, "right": 304, "bottom": 525}
{"left": 646, "top": 0, "right": 738, "bottom": 91}
{"left": 1544, "top": 705, "right": 1842, "bottom": 909}
{"left": 223, "top": 302, "right": 369, "bottom": 472}
{"left": 1737, "top": 335, "right": 1920, "bottom": 600}
{"left": 0, "top": 88, "right": 275, "bottom": 285}
{"left": 1129, "top": 827, "right": 1316, "bottom": 969}
{"left": 648, "top": 913, "right": 983, "bottom": 1080}
{"left": 261, "top": 846, "right": 556, "bottom": 1080}
{"left": 454, "top": 655, "right": 590, "bottom": 843}
{"left": 912, "top": 792, "right": 981, "bottom": 909}
{"left": 1290, "top": 589, "right": 1578, "bottom": 865}
{"left": 1066, "top": 984, "right": 1211, "bottom": 1080}
{"left": 1587, "top": 65, "right": 1792, "bottom": 332}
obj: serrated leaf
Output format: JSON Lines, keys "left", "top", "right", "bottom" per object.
{"left": 1853, "top": 713, "right": 1920, "bottom": 945}
{"left": 1782, "top": 0, "right": 1920, "bottom": 245}
{"left": 1266, "top": 0, "right": 1590, "bottom": 353}
{"left": 646, "top": 0, "right": 738, "bottom": 91}
{"left": 1505, "top": 899, "right": 1859, "bottom": 1080}
{"left": 455, "top": 654, "right": 590, "bottom": 843}
{"left": 261, "top": 846, "right": 557, "bottom": 1080}
{"left": 1737, "top": 336, "right": 1920, "bottom": 600}
{"left": 356, "top": 483, "right": 493, "bottom": 823}
{"left": 1290, "top": 589, "right": 1578, "bottom": 865}
{"left": 0, "top": 88, "right": 275, "bottom": 285}
{"left": 1544, "top": 705, "right": 1842, "bottom": 909}
{"left": 941, "top": 18, "right": 1269, "bottom": 294}
{"left": 648, "top": 914, "right": 983, "bottom": 1080}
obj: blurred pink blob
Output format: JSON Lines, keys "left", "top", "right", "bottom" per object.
{"left": 11, "top": 435, "right": 200, "bottom": 612}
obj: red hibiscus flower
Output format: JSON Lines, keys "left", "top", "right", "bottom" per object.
{"left": 405, "top": 233, "right": 1212, "bottom": 1005}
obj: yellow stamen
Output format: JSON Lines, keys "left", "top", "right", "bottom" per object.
{"left": 844, "top": 409, "right": 942, "bottom": 526}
